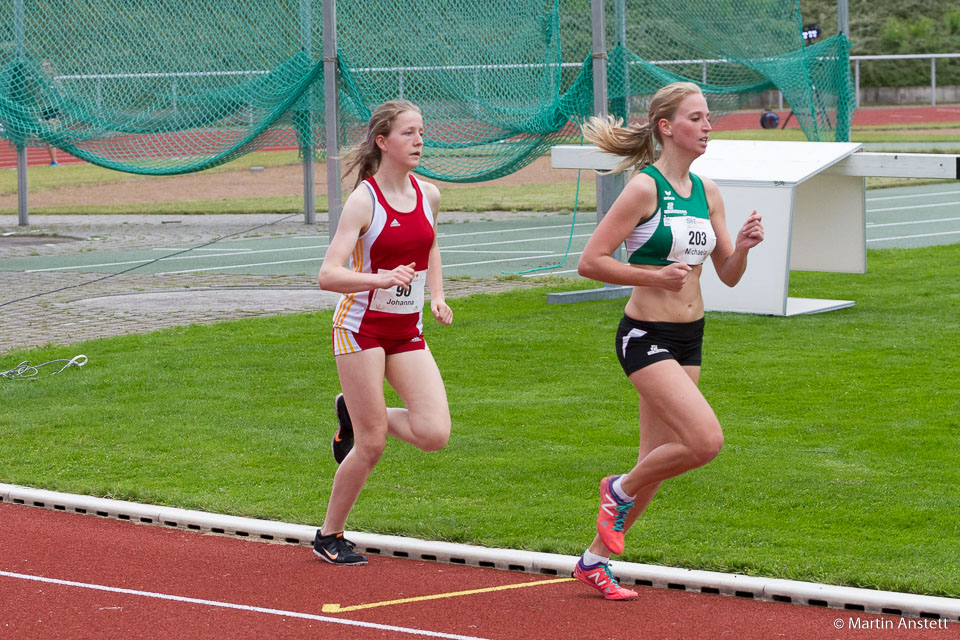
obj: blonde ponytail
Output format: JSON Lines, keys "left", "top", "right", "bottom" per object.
{"left": 581, "top": 81, "right": 703, "bottom": 174}
{"left": 581, "top": 115, "right": 656, "bottom": 173}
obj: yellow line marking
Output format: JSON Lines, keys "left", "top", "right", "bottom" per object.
{"left": 321, "top": 576, "right": 575, "bottom": 613}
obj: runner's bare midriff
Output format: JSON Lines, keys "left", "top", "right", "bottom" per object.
{"left": 624, "top": 263, "right": 705, "bottom": 323}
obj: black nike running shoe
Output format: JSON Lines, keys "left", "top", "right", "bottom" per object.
{"left": 313, "top": 530, "right": 368, "bottom": 565}
{"left": 332, "top": 393, "right": 354, "bottom": 465}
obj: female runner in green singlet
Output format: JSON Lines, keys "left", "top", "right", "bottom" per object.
{"left": 571, "top": 82, "right": 765, "bottom": 600}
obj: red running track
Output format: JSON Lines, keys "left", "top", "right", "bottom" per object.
{"left": 2, "top": 105, "right": 958, "bottom": 171}
{"left": 0, "top": 502, "right": 954, "bottom": 640}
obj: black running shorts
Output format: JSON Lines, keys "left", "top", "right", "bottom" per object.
{"left": 615, "top": 315, "right": 705, "bottom": 376}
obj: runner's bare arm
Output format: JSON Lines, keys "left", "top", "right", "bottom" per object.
{"left": 578, "top": 173, "right": 692, "bottom": 291}
{"left": 422, "top": 181, "right": 452, "bottom": 325}
{"left": 318, "top": 187, "right": 415, "bottom": 293}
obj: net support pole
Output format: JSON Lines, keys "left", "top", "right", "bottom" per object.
{"left": 14, "top": 0, "right": 28, "bottom": 226}
{"left": 17, "top": 146, "right": 28, "bottom": 227}
{"left": 837, "top": 0, "right": 849, "bottom": 35}
{"left": 300, "top": 0, "right": 316, "bottom": 224}
{"left": 591, "top": 0, "right": 624, "bottom": 263}
{"left": 612, "top": 0, "right": 629, "bottom": 122}
{"left": 547, "top": 0, "right": 632, "bottom": 304}
{"left": 323, "top": 0, "right": 342, "bottom": 240}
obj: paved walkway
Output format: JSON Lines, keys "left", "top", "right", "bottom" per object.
{"left": 0, "top": 214, "right": 541, "bottom": 355}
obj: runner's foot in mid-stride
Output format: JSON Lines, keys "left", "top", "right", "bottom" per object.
{"left": 574, "top": 558, "right": 638, "bottom": 600}
{"left": 313, "top": 531, "right": 368, "bottom": 565}
{"left": 597, "top": 475, "right": 634, "bottom": 555}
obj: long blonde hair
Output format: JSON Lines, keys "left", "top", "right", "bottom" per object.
{"left": 581, "top": 82, "right": 702, "bottom": 173}
{"left": 343, "top": 100, "right": 421, "bottom": 189}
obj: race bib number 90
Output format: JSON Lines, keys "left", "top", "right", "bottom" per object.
{"left": 371, "top": 269, "right": 426, "bottom": 314}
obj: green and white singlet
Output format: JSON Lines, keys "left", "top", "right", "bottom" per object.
{"left": 625, "top": 165, "right": 717, "bottom": 266}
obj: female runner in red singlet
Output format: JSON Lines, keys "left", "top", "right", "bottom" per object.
{"left": 314, "top": 100, "right": 453, "bottom": 565}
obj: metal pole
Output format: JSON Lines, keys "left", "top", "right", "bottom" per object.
{"left": 854, "top": 59, "right": 860, "bottom": 108}
{"left": 614, "top": 0, "right": 628, "bottom": 121}
{"left": 591, "top": 0, "right": 607, "bottom": 120}
{"left": 837, "top": 0, "right": 849, "bottom": 36}
{"left": 17, "top": 146, "right": 29, "bottom": 226}
{"left": 931, "top": 58, "right": 936, "bottom": 107}
{"left": 15, "top": 0, "right": 28, "bottom": 226}
{"left": 592, "top": 0, "right": 624, "bottom": 263}
{"left": 323, "top": 0, "right": 342, "bottom": 239}
{"left": 300, "top": 0, "right": 316, "bottom": 224}
{"left": 546, "top": 0, "right": 631, "bottom": 303}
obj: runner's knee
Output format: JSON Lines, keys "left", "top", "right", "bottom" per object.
{"left": 352, "top": 438, "right": 387, "bottom": 467}
{"left": 688, "top": 424, "right": 723, "bottom": 467}
{"left": 412, "top": 414, "right": 450, "bottom": 452}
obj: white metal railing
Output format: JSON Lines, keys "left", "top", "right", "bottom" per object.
{"left": 51, "top": 52, "right": 960, "bottom": 117}
{"left": 851, "top": 53, "right": 960, "bottom": 107}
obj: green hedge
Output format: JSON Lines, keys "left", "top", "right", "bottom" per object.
{"left": 802, "top": 0, "right": 960, "bottom": 87}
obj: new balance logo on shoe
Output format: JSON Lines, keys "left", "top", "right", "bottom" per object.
{"left": 601, "top": 496, "right": 619, "bottom": 517}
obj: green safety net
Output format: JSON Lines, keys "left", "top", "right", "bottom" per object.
{"left": 0, "top": 0, "right": 853, "bottom": 180}
{"left": 0, "top": 0, "right": 325, "bottom": 175}
{"left": 595, "top": 0, "right": 854, "bottom": 144}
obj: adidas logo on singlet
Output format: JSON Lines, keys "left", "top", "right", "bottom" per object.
{"left": 390, "top": 219, "right": 401, "bottom": 227}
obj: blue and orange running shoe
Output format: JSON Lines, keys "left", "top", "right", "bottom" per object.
{"left": 574, "top": 559, "right": 638, "bottom": 600}
{"left": 597, "top": 475, "right": 633, "bottom": 555}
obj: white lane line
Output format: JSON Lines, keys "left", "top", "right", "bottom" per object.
{"left": 441, "top": 249, "right": 555, "bottom": 255}
{"left": 152, "top": 247, "right": 255, "bottom": 252}
{"left": 158, "top": 247, "right": 577, "bottom": 275}
{"left": 441, "top": 233, "right": 591, "bottom": 250}
{"left": 446, "top": 250, "right": 584, "bottom": 269}
{"left": 25, "top": 243, "right": 331, "bottom": 273}
{"left": 27, "top": 257, "right": 156, "bottom": 272}
{"left": 156, "top": 256, "right": 323, "bottom": 275}
{"left": 437, "top": 221, "right": 591, "bottom": 239}
{"left": 0, "top": 570, "right": 491, "bottom": 640}
{"left": 25, "top": 229, "right": 588, "bottom": 274}
{"left": 867, "top": 229, "right": 960, "bottom": 242}
{"left": 867, "top": 189, "right": 960, "bottom": 202}
{"left": 868, "top": 201, "right": 960, "bottom": 213}
{"left": 867, "top": 216, "right": 960, "bottom": 228}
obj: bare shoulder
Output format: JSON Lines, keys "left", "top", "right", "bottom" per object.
{"left": 621, "top": 171, "right": 658, "bottom": 216}
{"left": 624, "top": 170, "right": 657, "bottom": 197}
{"left": 699, "top": 174, "right": 720, "bottom": 195}
{"left": 699, "top": 175, "right": 725, "bottom": 213}
{"left": 417, "top": 177, "right": 442, "bottom": 215}
{"left": 340, "top": 182, "right": 376, "bottom": 227}
{"left": 418, "top": 178, "right": 441, "bottom": 200}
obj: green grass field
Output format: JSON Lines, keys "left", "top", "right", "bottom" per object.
{"left": 2, "top": 243, "right": 958, "bottom": 597}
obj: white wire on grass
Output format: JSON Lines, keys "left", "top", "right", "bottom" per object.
{"left": 1, "top": 354, "right": 87, "bottom": 380}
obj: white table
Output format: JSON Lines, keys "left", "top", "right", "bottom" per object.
{"left": 552, "top": 140, "right": 865, "bottom": 315}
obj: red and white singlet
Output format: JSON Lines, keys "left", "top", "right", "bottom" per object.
{"left": 332, "top": 175, "right": 436, "bottom": 345}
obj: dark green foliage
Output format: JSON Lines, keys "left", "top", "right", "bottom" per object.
{"left": 802, "top": 0, "right": 960, "bottom": 87}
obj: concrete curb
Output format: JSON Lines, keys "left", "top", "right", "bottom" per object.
{"left": 2, "top": 483, "right": 957, "bottom": 621}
